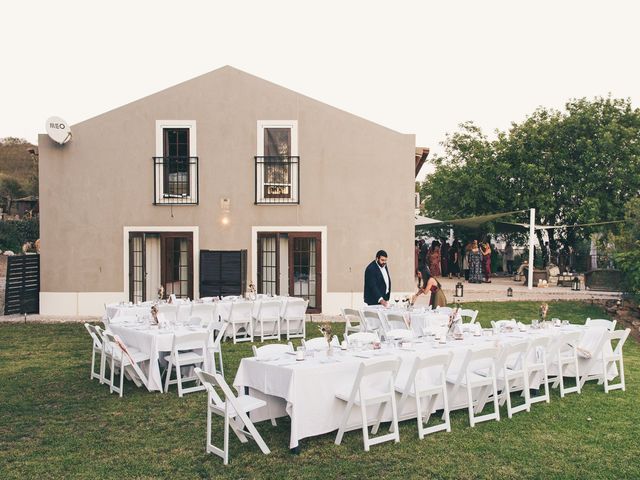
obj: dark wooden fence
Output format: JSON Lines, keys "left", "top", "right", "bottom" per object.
{"left": 199, "top": 250, "right": 247, "bottom": 298}
{"left": 4, "top": 254, "right": 39, "bottom": 315}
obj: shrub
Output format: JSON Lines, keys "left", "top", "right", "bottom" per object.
{"left": 0, "top": 217, "right": 39, "bottom": 252}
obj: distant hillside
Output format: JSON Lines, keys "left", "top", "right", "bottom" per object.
{"left": 0, "top": 137, "right": 38, "bottom": 196}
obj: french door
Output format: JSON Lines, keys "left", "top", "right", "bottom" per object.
{"left": 129, "top": 232, "right": 193, "bottom": 302}
{"left": 288, "top": 233, "right": 321, "bottom": 313}
{"left": 256, "top": 232, "right": 321, "bottom": 313}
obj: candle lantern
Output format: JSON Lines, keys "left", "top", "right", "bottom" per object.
{"left": 507, "top": 287, "right": 513, "bottom": 297}
{"left": 455, "top": 282, "right": 464, "bottom": 298}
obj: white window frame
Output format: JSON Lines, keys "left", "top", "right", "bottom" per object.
{"left": 256, "top": 120, "right": 299, "bottom": 204}
{"left": 155, "top": 120, "right": 198, "bottom": 204}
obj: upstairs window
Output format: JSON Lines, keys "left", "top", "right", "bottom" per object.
{"left": 255, "top": 121, "right": 299, "bottom": 204}
{"left": 154, "top": 121, "right": 198, "bottom": 205}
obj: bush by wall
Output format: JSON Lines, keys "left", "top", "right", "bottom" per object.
{"left": 0, "top": 217, "right": 39, "bottom": 252}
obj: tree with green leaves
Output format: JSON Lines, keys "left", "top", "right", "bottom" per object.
{"left": 420, "top": 96, "right": 640, "bottom": 254}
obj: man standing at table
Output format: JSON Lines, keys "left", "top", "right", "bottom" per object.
{"left": 364, "top": 250, "right": 391, "bottom": 306}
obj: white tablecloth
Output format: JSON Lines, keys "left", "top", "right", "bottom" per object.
{"left": 105, "top": 303, "right": 154, "bottom": 320}
{"left": 109, "top": 323, "right": 212, "bottom": 391}
{"left": 234, "top": 325, "right": 613, "bottom": 448}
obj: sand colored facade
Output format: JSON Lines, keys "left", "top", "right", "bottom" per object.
{"left": 38, "top": 66, "right": 416, "bottom": 315}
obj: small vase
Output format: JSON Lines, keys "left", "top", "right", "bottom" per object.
{"left": 327, "top": 344, "right": 334, "bottom": 357}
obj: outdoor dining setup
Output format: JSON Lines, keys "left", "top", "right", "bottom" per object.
{"left": 84, "top": 299, "right": 630, "bottom": 466}
{"left": 87, "top": 295, "right": 308, "bottom": 396}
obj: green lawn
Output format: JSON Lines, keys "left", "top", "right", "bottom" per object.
{"left": 0, "top": 301, "right": 637, "bottom": 479}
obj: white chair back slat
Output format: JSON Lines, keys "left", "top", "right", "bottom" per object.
{"left": 252, "top": 343, "right": 294, "bottom": 358}
{"left": 585, "top": 318, "right": 616, "bottom": 331}
{"left": 460, "top": 309, "right": 479, "bottom": 324}
{"left": 345, "top": 331, "right": 379, "bottom": 345}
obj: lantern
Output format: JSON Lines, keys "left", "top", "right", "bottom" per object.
{"left": 455, "top": 282, "right": 464, "bottom": 298}
{"left": 571, "top": 276, "right": 580, "bottom": 291}
{"left": 507, "top": 287, "right": 513, "bottom": 297}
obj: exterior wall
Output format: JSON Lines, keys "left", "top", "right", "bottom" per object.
{"left": 38, "top": 66, "right": 415, "bottom": 315}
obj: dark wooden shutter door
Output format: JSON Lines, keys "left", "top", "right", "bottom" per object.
{"left": 4, "top": 254, "right": 40, "bottom": 315}
{"left": 199, "top": 250, "right": 247, "bottom": 297}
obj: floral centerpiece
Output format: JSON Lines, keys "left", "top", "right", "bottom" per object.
{"left": 150, "top": 304, "right": 159, "bottom": 325}
{"left": 319, "top": 323, "right": 335, "bottom": 352}
{"left": 539, "top": 303, "right": 549, "bottom": 322}
{"left": 247, "top": 282, "right": 257, "bottom": 300}
{"left": 157, "top": 285, "right": 165, "bottom": 301}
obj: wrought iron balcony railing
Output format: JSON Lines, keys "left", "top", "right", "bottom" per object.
{"left": 153, "top": 156, "right": 199, "bottom": 205}
{"left": 254, "top": 156, "right": 300, "bottom": 204}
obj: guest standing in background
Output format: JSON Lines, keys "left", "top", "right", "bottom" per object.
{"left": 505, "top": 241, "right": 514, "bottom": 275}
{"left": 463, "top": 240, "right": 473, "bottom": 281}
{"left": 428, "top": 243, "right": 442, "bottom": 277}
{"left": 468, "top": 240, "right": 483, "bottom": 283}
{"left": 449, "top": 239, "right": 461, "bottom": 278}
{"left": 481, "top": 242, "right": 492, "bottom": 283}
{"left": 440, "top": 240, "right": 449, "bottom": 278}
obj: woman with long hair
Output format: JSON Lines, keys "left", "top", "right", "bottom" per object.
{"left": 468, "top": 240, "right": 483, "bottom": 283}
{"left": 413, "top": 266, "right": 443, "bottom": 309}
{"left": 428, "top": 243, "right": 442, "bottom": 277}
{"left": 481, "top": 241, "right": 492, "bottom": 283}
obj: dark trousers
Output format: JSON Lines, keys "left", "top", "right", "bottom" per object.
{"left": 507, "top": 260, "right": 514, "bottom": 274}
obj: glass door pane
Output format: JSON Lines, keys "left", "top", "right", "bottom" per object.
{"left": 161, "top": 233, "right": 193, "bottom": 299}
{"left": 289, "top": 234, "right": 321, "bottom": 312}
{"left": 257, "top": 234, "right": 278, "bottom": 295}
{"left": 129, "top": 233, "right": 145, "bottom": 303}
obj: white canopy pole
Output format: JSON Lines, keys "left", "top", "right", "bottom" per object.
{"left": 528, "top": 208, "right": 535, "bottom": 289}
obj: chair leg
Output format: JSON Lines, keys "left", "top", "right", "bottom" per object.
{"left": 415, "top": 393, "right": 424, "bottom": 439}
{"left": 218, "top": 350, "right": 224, "bottom": 376}
{"left": 119, "top": 363, "right": 125, "bottom": 398}
{"left": 360, "top": 401, "right": 370, "bottom": 451}
{"left": 164, "top": 361, "right": 173, "bottom": 393}
{"left": 467, "top": 383, "right": 475, "bottom": 427}
{"left": 110, "top": 357, "right": 116, "bottom": 394}
{"left": 90, "top": 350, "right": 96, "bottom": 380}
{"left": 223, "top": 414, "right": 230, "bottom": 466}
{"left": 176, "top": 362, "right": 184, "bottom": 398}
{"left": 620, "top": 358, "right": 625, "bottom": 391}
{"left": 335, "top": 400, "right": 353, "bottom": 446}
{"left": 442, "top": 385, "right": 451, "bottom": 432}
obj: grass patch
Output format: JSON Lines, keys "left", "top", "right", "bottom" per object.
{"left": 0, "top": 301, "right": 637, "bottom": 479}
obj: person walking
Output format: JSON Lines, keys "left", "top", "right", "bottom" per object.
{"left": 364, "top": 250, "right": 391, "bottom": 306}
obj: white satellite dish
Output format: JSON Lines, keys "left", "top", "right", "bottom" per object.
{"left": 45, "top": 116, "right": 72, "bottom": 145}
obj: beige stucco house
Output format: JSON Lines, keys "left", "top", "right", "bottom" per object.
{"left": 38, "top": 66, "right": 417, "bottom": 316}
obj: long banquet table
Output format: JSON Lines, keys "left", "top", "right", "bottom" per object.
{"left": 234, "top": 324, "right": 614, "bottom": 449}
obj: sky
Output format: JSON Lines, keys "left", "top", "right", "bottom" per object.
{"left": 2, "top": 1, "right": 639, "bottom": 180}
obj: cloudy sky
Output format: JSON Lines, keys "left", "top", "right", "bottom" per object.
{"left": 2, "top": 1, "right": 639, "bottom": 180}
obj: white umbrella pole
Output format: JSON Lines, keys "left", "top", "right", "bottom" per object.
{"left": 528, "top": 208, "right": 535, "bottom": 289}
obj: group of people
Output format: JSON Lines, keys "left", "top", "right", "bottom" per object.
{"left": 364, "top": 249, "right": 446, "bottom": 310}
{"left": 416, "top": 238, "right": 506, "bottom": 284}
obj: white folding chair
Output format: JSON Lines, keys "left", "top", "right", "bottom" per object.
{"left": 84, "top": 323, "right": 104, "bottom": 382}
{"left": 302, "top": 336, "right": 340, "bottom": 350}
{"left": 176, "top": 303, "right": 192, "bottom": 324}
{"left": 385, "top": 313, "right": 409, "bottom": 330}
{"left": 191, "top": 303, "right": 219, "bottom": 327}
{"left": 345, "top": 331, "right": 379, "bottom": 346}
{"left": 228, "top": 301, "right": 254, "bottom": 344}
{"left": 342, "top": 308, "right": 364, "bottom": 335}
{"left": 460, "top": 309, "right": 479, "bottom": 324}
{"left": 362, "top": 310, "right": 384, "bottom": 335}
{"left": 106, "top": 314, "right": 138, "bottom": 326}
{"left": 281, "top": 298, "right": 308, "bottom": 340}
{"left": 335, "top": 358, "right": 401, "bottom": 451}
{"left": 525, "top": 336, "right": 551, "bottom": 405}
{"left": 494, "top": 341, "right": 530, "bottom": 418}
{"left": 602, "top": 328, "right": 630, "bottom": 393}
{"left": 395, "top": 352, "right": 453, "bottom": 439}
{"left": 577, "top": 328, "right": 610, "bottom": 390}
{"left": 491, "top": 319, "right": 517, "bottom": 331}
{"left": 585, "top": 318, "right": 617, "bottom": 331}
{"left": 102, "top": 332, "right": 151, "bottom": 397}
{"left": 409, "top": 312, "right": 429, "bottom": 338}
{"left": 385, "top": 329, "right": 414, "bottom": 341}
{"left": 194, "top": 368, "right": 270, "bottom": 465}
{"left": 447, "top": 346, "right": 500, "bottom": 427}
{"left": 158, "top": 304, "right": 179, "bottom": 324}
{"left": 207, "top": 321, "right": 228, "bottom": 376}
{"left": 164, "top": 331, "right": 210, "bottom": 397}
{"left": 252, "top": 300, "right": 282, "bottom": 342}
{"left": 547, "top": 331, "right": 582, "bottom": 397}
{"left": 252, "top": 343, "right": 294, "bottom": 359}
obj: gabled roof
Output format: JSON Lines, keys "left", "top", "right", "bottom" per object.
{"left": 71, "top": 65, "right": 413, "bottom": 137}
